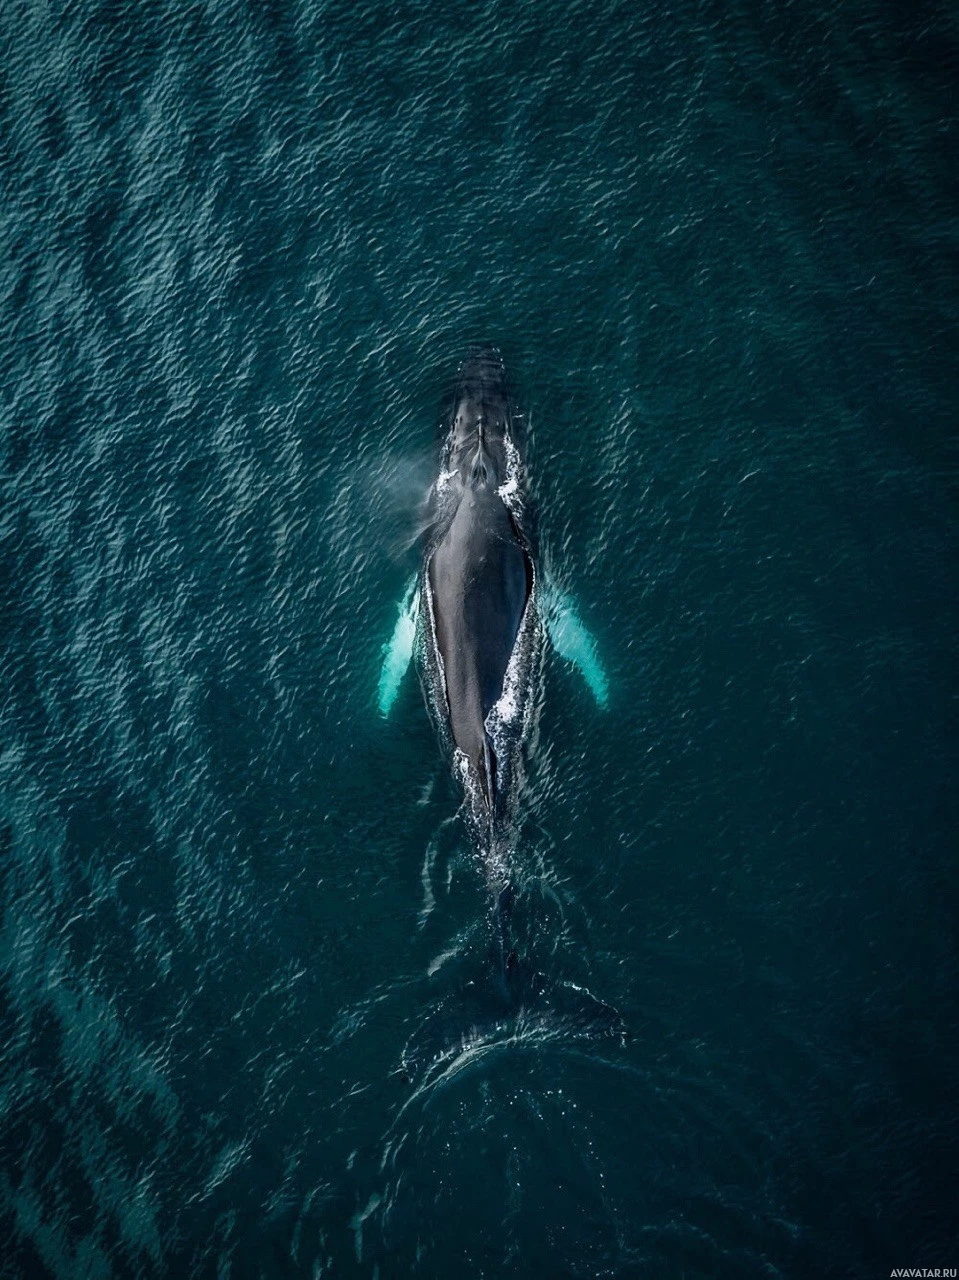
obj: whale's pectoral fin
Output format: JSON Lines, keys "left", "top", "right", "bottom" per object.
{"left": 542, "top": 583, "right": 609, "bottom": 708}
{"left": 377, "top": 576, "right": 420, "bottom": 718}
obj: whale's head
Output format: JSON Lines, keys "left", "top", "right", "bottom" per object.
{"left": 447, "top": 346, "right": 513, "bottom": 487}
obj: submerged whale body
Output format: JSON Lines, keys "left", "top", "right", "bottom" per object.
{"left": 378, "top": 347, "right": 623, "bottom": 1077}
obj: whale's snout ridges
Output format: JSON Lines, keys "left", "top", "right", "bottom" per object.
{"left": 455, "top": 344, "right": 508, "bottom": 401}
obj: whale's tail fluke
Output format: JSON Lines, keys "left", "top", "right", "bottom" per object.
{"left": 397, "top": 962, "right": 627, "bottom": 1089}
{"left": 397, "top": 886, "right": 627, "bottom": 1088}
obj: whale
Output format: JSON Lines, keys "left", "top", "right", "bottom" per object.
{"left": 424, "top": 347, "right": 534, "bottom": 832}
{"left": 378, "top": 346, "right": 608, "bottom": 855}
{"left": 377, "top": 347, "right": 623, "bottom": 1074}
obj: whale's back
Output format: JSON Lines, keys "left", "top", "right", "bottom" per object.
{"left": 427, "top": 485, "right": 531, "bottom": 807}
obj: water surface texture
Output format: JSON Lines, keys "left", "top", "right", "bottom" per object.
{"left": 1, "top": 1, "right": 957, "bottom": 1276}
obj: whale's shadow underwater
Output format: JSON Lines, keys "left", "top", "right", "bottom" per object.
{"left": 379, "top": 347, "right": 624, "bottom": 1083}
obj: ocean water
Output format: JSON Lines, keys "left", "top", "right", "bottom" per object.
{"left": 1, "top": 1, "right": 957, "bottom": 1276}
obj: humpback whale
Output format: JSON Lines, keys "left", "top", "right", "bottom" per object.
{"left": 379, "top": 346, "right": 607, "bottom": 861}
{"left": 424, "top": 347, "right": 534, "bottom": 833}
{"left": 378, "top": 348, "right": 621, "bottom": 1073}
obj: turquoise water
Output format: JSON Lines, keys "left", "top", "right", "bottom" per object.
{"left": 1, "top": 1, "right": 957, "bottom": 1276}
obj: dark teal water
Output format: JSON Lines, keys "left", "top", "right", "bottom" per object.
{"left": 2, "top": 1, "right": 957, "bottom": 1276}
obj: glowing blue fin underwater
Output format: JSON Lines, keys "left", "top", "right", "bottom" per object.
{"left": 541, "top": 583, "right": 609, "bottom": 708}
{"left": 377, "top": 576, "right": 420, "bottom": 717}
{"left": 377, "top": 576, "right": 608, "bottom": 716}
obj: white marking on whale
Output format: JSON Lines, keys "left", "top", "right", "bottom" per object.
{"left": 541, "top": 583, "right": 609, "bottom": 709}
{"left": 376, "top": 575, "right": 419, "bottom": 717}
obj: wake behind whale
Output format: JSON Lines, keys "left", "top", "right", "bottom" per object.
{"left": 379, "top": 347, "right": 624, "bottom": 1082}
